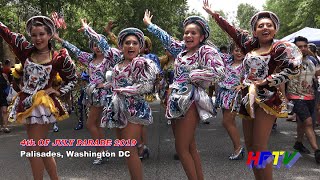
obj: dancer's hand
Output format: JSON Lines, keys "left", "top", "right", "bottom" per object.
{"left": 81, "top": 18, "right": 88, "bottom": 27}
{"left": 77, "top": 18, "right": 90, "bottom": 32}
{"left": 234, "top": 84, "right": 244, "bottom": 91}
{"left": 96, "top": 83, "right": 112, "bottom": 89}
{"left": 241, "top": 29, "right": 250, "bottom": 36}
{"left": 202, "top": 0, "right": 215, "bottom": 15}
{"left": 253, "top": 79, "right": 268, "bottom": 86}
{"left": 143, "top": 9, "right": 153, "bottom": 26}
{"left": 45, "top": 87, "right": 61, "bottom": 96}
{"left": 52, "top": 33, "right": 63, "bottom": 43}
{"left": 113, "top": 88, "right": 124, "bottom": 94}
{"left": 96, "top": 83, "right": 105, "bottom": 88}
{"left": 104, "top": 20, "right": 114, "bottom": 34}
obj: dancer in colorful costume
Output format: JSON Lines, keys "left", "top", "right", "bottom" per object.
{"left": 215, "top": 43, "right": 245, "bottom": 160}
{"left": 99, "top": 22, "right": 159, "bottom": 178}
{"left": 104, "top": 20, "right": 161, "bottom": 159}
{"left": 74, "top": 71, "right": 89, "bottom": 130}
{"left": 0, "top": 16, "right": 77, "bottom": 180}
{"left": 144, "top": 10, "right": 225, "bottom": 180}
{"left": 53, "top": 18, "right": 120, "bottom": 165}
{"left": 203, "top": 0, "right": 302, "bottom": 179}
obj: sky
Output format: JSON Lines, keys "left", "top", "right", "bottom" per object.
{"left": 187, "top": 0, "right": 266, "bottom": 20}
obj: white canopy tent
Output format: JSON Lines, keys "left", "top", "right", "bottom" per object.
{"left": 281, "top": 27, "right": 320, "bottom": 46}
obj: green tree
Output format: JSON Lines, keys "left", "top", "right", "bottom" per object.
{"left": 264, "top": 0, "right": 300, "bottom": 38}
{"left": 264, "top": 0, "right": 320, "bottom": 38}
{"left": 294, "top": 0, "right": 320, "bottom": 29}
{"left": 207, "top": 10, "right": 230, "bottom": 49}
{"left": 236, "top": 3, "right": 258, "bottom": 31}
{"left": 107, "top": 0, "right": 188, "bottom": 54}
{"left": 0, "top": 0, "right": 189, "bottom": 56}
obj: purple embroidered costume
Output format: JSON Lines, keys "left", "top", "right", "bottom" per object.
{"left": 147, "top": 23, "right": 225, "bottom": 121}
{"left": 0, "top": 20, "right": 77, "bottom": 124}
{"left": 62, "top": 27, "right": 121, "bottom": 107}
{"left": 211, "top": 12, "right": 302, "bottom": 119}
{"left": 216, "top": 56, "right": 243, "bottom": 112}
{"left": 100, "top": 28, "right": 159, "bottom": 128}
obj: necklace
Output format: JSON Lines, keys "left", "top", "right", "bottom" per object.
{"left": 118, "top": 59, "right": 131, "bottom": 70}
{"left": 37, "top": 50, "right": 51, "bottom": 54}
{"left": 31, "top": 52, "right": 52, "bottom": 64}
{"left": 252, "top": 43, "right": 273, "bottom": 55}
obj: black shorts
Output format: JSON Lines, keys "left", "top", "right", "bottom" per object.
{"left": 0, "top": 93, "right": 8, "bottom": 107}
{"left": 292, "top": 99, "right": 315, "bottom": 122}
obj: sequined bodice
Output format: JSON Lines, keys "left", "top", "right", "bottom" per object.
{"left": 22, "top": 59, "right": 52, "bottom": 94}
{"left": 243, "top": 53, "right": 271, "bottom": 85}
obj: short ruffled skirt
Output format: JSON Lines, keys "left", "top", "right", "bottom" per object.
{"left": 216, "top": 88, "right": 241, "bottom": 112}
{"left": 239, "top": 84, "right": 288, "bottom": 120}
{"left": 8, "top": 90, "right": 68, "bottom": 124}
{"left": 83, "top": 83, "right": 112, "bottom": 107}
{"left": 166, "top": 83, "right": 216, "bottom": 122}
{"left": 101, "top": 93, "right": 153, "bottom": 128}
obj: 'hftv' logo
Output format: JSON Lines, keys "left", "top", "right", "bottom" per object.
{"left": 246, "top": 151, "right": 301, "bottom": 169}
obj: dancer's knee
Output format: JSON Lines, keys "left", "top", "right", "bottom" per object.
{"left": 251, "top": 143, "right": 268, "bottom": 152}
{"left": 189, "top": 142, "right": 198, "bottom": 155}
{"left": 26, "top": 145, "right": 41, "bottom": 152}
{"left": 86, "top": 120, "right": 95, "bottom": 130}
{"left": 175, "top": 141, "right": 189, "bottom": 155}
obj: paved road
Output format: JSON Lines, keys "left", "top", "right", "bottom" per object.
{"left": 1, "top": 100, "right": 320, "bottom": 180}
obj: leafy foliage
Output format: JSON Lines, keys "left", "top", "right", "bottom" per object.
{"left": 236, "top": 3, "right": 258, "bottom": 31}
{"left": 208, "top": 10, "right": 231, "bottom": 49}
{"left": 0, "top": 0, "right": 188, "bottom": 56}
{"left": 3, "top": 0, "right": 319, "bottom": 60}
{"left": 264, "top": 0, "right": 320, "bottom": 38}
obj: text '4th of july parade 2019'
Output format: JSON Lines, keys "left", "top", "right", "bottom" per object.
{"left": 20, "top": 139, "right": 137, "bottom": 147}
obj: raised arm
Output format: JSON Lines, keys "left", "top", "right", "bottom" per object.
{"left": 81, "top": 19, "right": 111, "bottom": 52}
{"left": 64, "top": 42, "right": 93, "bottom": 66}
{"left": 0, "top": 22, "right": 33, "bottom": 64}
{"left": 202, "top": 0, "right": 255, "bottom": 53}
{"left": 53, "top": 33, "right": 93, "bottom": 66}
{"left": 143, "top": 10, "right": 185, "bottom": 58}
{"left": 81, "top": 19, "right": 122, "bottom": 66}
{"left": 104, "top": 20, "right": 119, "bottom": 48}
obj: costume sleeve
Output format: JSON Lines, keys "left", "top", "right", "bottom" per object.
{"left": 53, "top": 49, "right": 77, "bottom": 96}
{"left": 220, "top": 53, "right": 231, "bottom": 65}
{"left": 0, "top": 22, "right": 33, "bottom": 64}
{"left": 115, "top": 57, "right": 158, "bottom": 96}
{"left": 145, "top": 54, "right": 163, "bottom": 75}
{"left": 266, "top": 42, "right": 302, "bottom": 87}
{"left": 147, "top": 23, "right": 185, "bottom": 58}
{"left": 210, "top": 13, "right": 256, "bottom": 53}
{"left": 84, "top": 25, "right": 122, "bottom": 67}
{"left": 62, "top": 40, "right": 93, "bottom": 66}
{"left": 189, "top": 45, "right": 225, "bottom": 88}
